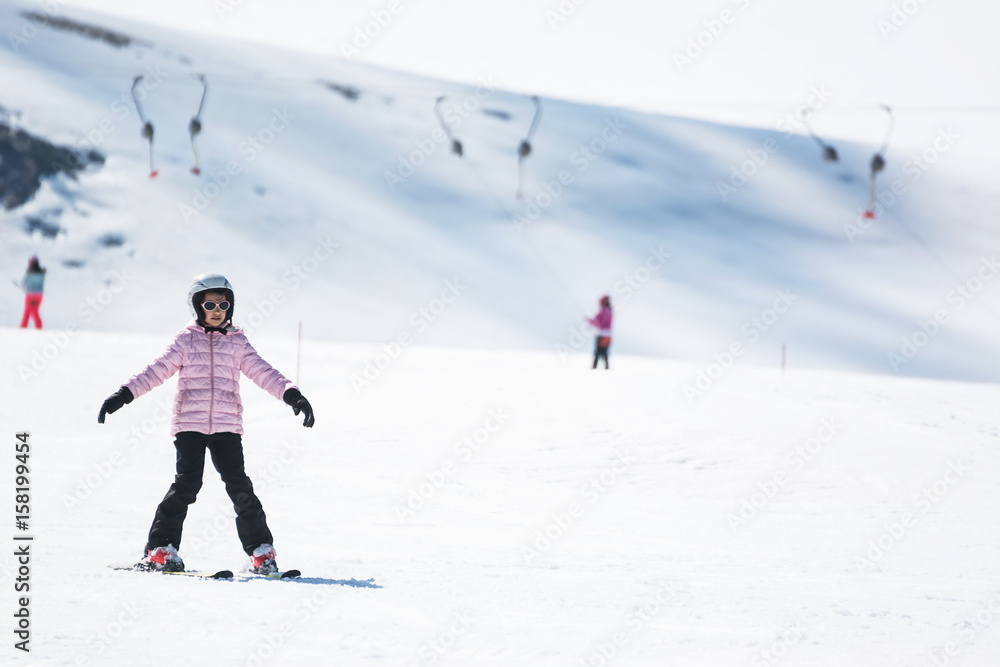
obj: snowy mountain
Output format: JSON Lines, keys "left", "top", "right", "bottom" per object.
{"left": 61, "top": 0, "right": 1000, "bottom": 164}
{"left": 1, "top": 1, "right": 997, "bottom": 383}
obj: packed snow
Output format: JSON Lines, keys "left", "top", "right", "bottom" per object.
{"left": 1, "top": 1, "right": 999, "bottom": 665}
{"left": 5, "top": 328, "right": 1000, "bottom": 666}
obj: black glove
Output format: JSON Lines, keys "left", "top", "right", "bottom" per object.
{"left": 283, "top": 388, "right": 315, "bottom": 428}
{"left": 98, "top": 387, "right": 134, "bottom": 424}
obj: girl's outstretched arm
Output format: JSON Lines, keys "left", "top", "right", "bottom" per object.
{"left": 239, "top": 338, "right": 294, "bottom": 401}
{"left": 124, "top": 330, "right": 186, "bottom": 399}
{"left": 239, "top": 338, "right": 315, "bottom": 427}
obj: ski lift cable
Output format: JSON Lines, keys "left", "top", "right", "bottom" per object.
{"left": 880, "top": 208, "right": 1000, "bottom": 323}
{"left": 853, "top": 108, "right": 990, "bottom": 304}
{"left": 130, "top": 75, "right": 150, "bottom": 126}
{"left": 130, "top": 74, "right": 157, "bottom": 178}
{"left": 193, "top": 73, "right": 208, "bottom": 119}
{"left": 517, "top": 96, "right": 543, "bottom": 198}
{"left": 45, "top": 60, "right": 1000, "bottom": 110}
{"left": 46, "top": 60, "right": 1000, "bottom": 110}
{"left": 432, "top": 96, "right": 454, "bottom": 141}
{"left": 802, "top": 108, "right": 838, "bottom": 162}
{"left": 433, "top": 96, "right": 463, "bottom": 157}
{"left": 884, "top": 210, "right": 966, "bottom": 285}
{"left": 803, "top": 113, "right": 828, "bottom": 149}
{"left": 518, "top": 96, "right": 543, "bottom": 159}
{"left": 525, "top": 96, "right": 543, "bottom": 143}
{"left": 189, "top": 73, "right": 208, "bottom": 174}
{"left": 457, "top": 154, "right": 588, "bottom": 315}
{"left": 878, "top": 104, "right": 895, "bottom": 155}
{"left": 116, "top": 70, "right": 979, "bottom": 306}
{"left": 865, "top": 105, "right": 894, "bottom": 215}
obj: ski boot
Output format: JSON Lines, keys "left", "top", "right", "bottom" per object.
{"left": 250, "top": 544, "right": 278, "bottom": 575}
{"left": 141, "top": 545, "right": 185, "bottom": 572}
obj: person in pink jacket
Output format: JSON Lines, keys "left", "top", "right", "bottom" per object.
{"left": 587, "top": 295, "right": 613, "bottom": 370}
{"left": 98, "top": 274, "right": 314, "bottom": 574}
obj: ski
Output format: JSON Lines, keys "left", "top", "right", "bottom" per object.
{"left": 243, "top": 569, "right": 301, "bottom": 580}
{"left": 164, "top": 569, "right": 234, "bottom": 579}
{"left": 113, "top": 565, "right": 233, "bottom": 579}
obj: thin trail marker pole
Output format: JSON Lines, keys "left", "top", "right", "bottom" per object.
{"left": 296, "top": 320, "right": 302, "bottom": 387}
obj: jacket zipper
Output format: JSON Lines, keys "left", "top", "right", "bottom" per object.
{"left": 208, "top": 332, "right": 215, "bottom": 433}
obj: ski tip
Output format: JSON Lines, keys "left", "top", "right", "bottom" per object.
{"left": 162, "top": 569, "right": 234, "bottom": 579}
{"left": 190, "top": 167, "right": 201, "bottom": 175}
{"left": 115, "top": 565, "right": 233, "bottom": 579}
{"left": 281, "top": 569, "right": 301, "bottom": 579}
{"left": 148, "top": 171, "right": 159, "bottom": 179}
{"left": 863, "top": 209, "right": 876, "bottom": 220}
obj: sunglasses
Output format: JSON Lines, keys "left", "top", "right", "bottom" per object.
{"left": 201, "top": 300, "right": 231, "bottom": 312}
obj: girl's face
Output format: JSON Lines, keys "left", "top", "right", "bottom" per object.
{"left": 201, "top": 292, "right": 230, "bottom": 328}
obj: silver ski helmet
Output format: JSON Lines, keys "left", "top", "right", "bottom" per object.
{"left": 188, "top": 273, "right": 235, "bottom": 325}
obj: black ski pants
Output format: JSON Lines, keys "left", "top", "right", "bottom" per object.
{"left": 145, "top": 431, "right": 272, "bottom": 556}
{"left": 592, "top": 337, "right": 610, "bottom": 370}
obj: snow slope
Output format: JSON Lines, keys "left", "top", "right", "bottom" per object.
{"left": 0, "top": 1, "right": 997, "bottom": 383}
{"left": 63, "top": 0, "right": 1000, "bottom": 165}
{"left": 4, "top": 329, "right": 1000, "bottom": 666}
{"left": 1, "top": 4, "right": 999, "bottom": 666}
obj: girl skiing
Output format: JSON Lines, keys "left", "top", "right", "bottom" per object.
{"left": 19, "top": 255, "right": 45, "bottom": 329}
{"left": 587, "top": 295, "right": 613, "bottom": 370}
{"left": 97, "top": 273, "right": 315, "bottom": 574}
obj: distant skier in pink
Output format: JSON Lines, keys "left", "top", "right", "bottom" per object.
{"left": 587, "top": 295, "right": 613, "bottom": 369}
{"left": 19, "top": 255, "right": 46, "bottom": 329}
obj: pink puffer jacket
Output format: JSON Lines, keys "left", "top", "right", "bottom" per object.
{"left": 125, "top": 322, "right": 294, "bottom": 435}
{"left": 588, "top": 305, "right": 613, "bottom": 336}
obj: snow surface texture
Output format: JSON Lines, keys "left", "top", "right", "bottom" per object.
{"left": 5, "top": 329, "right": 1000, "bottom": 666}
{"left": 1, "top": 2, "right": 1000, "bottom": 665}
